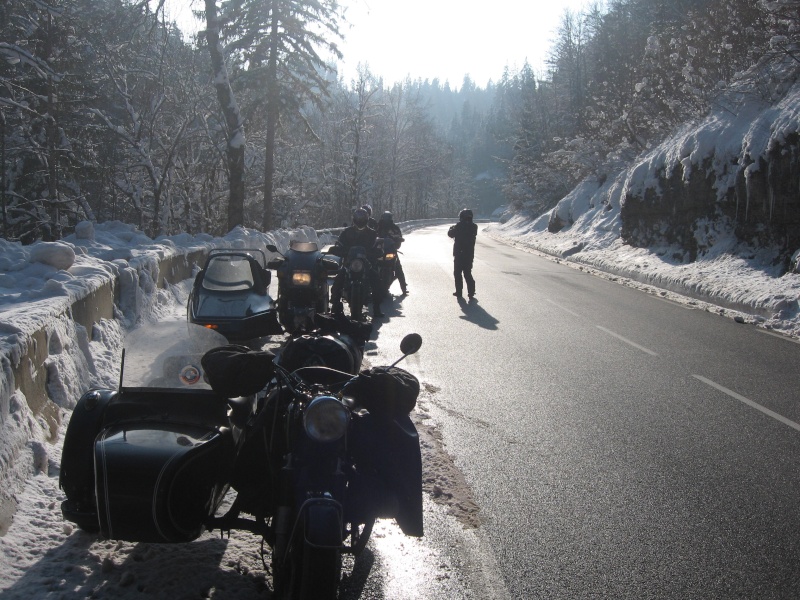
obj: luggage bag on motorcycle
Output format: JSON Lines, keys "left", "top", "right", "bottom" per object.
{"left": 346, "top": 366, "right": 423, "bottom": 536}
{"left": 92, "top": 390, "right": 240, "bottom": 543}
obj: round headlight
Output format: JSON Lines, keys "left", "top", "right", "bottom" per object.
{"left": 349, "top": 258, "right": 364, "bottom": 273}
{"left": 304, "top": 396, "right": 349, "bottom": 442}
{"left": 291, "top": 270, "right": 313, "bottom": 286}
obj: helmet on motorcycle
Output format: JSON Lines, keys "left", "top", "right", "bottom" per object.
{"left": 380, "top": 211, "right": 393, "bottom": 223}
{"left": 352, "top": 208, "right": 369, "bottom": 228}
{"left": 459, "top": 208, "right": 473, "bottom": 222}
{"left": 360, "top": 204, "right": 373, "bottom": 217}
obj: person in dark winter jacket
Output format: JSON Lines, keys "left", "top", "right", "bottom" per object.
{"left": 448, "top": 208, "right": 477, "bottom": 299}
{"left": 376, "top": 211, "right": 408, "bottom": 295}
{"left": 331, "top": 208, "right": 385, "bottom": 318}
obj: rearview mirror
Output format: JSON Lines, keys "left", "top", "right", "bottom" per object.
{"left": 400, "top": 333, "right": 422, "bottom": 356}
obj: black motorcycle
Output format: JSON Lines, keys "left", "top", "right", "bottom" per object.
{"left": 59, "top": 317, "right": 423, "bottom": 600}
{"left": 266, "top": 242, "right": 340, "bottom": 333}
{"left": 225, "top": 330, "right": 423, "bottom": 599}
{"left": 375, "top": 235, "right": 401, "bottom": 296}
{"left": 329, "top": 244, "right": 373, "bottom": 320}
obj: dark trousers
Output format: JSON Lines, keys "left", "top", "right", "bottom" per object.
{"left": 396, "top": 258, "right": 407, "bottom": 290}
{"left": 453, "top": 256, "right": 475, "bottom": 296}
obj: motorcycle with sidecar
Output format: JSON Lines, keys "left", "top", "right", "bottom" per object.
{"left": 59, "top": 317, "right": 423, "bottom": 600}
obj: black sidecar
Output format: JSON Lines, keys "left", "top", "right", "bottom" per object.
{"left": 59, "top": 322, "right": 260, "bottom": 543}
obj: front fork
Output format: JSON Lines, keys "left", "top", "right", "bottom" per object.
{"left": 273, "top": 458, "right": 347, "bottom": 557}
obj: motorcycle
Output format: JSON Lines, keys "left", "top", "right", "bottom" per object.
{"left": 59, "top": 317, "right": 424, "bottom": 600}
{"left": 218, "top": 329, "right": 423, "bottom": 599}
{"left": 266, "top": 241, "right": 340, "bottom": 334}
{"left": 375, "top": 235, "right": 401, "bottom": 296}
{"left": 329, "top": 244, "right": 373, "bottom": 321}
{"left": 187, "top": 248, "right": 282, "bottom": 343}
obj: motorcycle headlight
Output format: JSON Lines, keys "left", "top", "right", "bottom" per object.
{"left": 304, "top": 396, "right": 349, "bottom": 443}
{"left": 349, "top": 258, "right": 365, "bottom": 273}
{"left": 292, "top": 270, "right": 313, "bottom": 286}
{"left": 384, "top": 253, "right": 396, "bottom": 261}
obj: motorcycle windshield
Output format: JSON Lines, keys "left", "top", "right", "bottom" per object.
{"left": 121, "top": 320, "right": 230, "bottom": 390}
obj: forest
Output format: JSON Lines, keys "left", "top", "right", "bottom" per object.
{"left": 1, "top": 0, "right": 798, "bottom": 243}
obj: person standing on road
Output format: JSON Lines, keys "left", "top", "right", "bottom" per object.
{"left": 448, "top": 208, "right": 477, "bottom": 299}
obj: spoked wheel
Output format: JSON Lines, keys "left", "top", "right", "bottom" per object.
{"left": 274, "top": 539, "right": 341, "bottom": 600}
{"left": 272, "top": 517, "right": 342, "bottom": 600}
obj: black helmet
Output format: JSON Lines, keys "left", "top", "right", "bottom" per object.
{"left": 361, "top": 204, "right": 373, "bottom": 217}
{"left": 352, "top": 208, "right": 369, "bottom": 228}
{"left": 380, "top": 211, "right": 393, "bottom": 222}
{"left": 459, "top": 208, "right": 473, "bottom": 222}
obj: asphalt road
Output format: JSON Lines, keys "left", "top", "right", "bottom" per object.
{"left": 365, "top": 224, "right": 800, "bottom": 599}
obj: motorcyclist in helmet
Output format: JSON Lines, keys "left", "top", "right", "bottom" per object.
{"left": 376, "top": 211, "right": 408, "bottom": 295}
{"left": 448, "top": 208, "right": 477, "bottom": 299}
{"left": 330, "top": 208, "right": 385, "bottom": 318}
{"left": 361, "top": 204, "right": 378, "bottom": 229}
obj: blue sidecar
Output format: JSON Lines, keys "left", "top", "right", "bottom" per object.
{"left": 187, "top": 248, "right": 283, "bottom": 342}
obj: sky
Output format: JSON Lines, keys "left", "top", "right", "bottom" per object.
{"left": 334, "top": 0, "right": 593, "bottom": 87}
{"left": 160, "top": 0, "right": 593, "bottom": 88}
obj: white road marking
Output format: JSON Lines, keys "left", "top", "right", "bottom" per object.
{"left": 545, "top": 298, "right": 581, "bottom": 317}
{"left": 596, "top": 326, "right": 659, "bottom": 356}
{"left": 693, "top": 374, "right": 800, "bottom": 432}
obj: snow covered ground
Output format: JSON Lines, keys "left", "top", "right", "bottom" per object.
{"left": 484, "top": 214, "right": 800, "bottom": 340}
{"left": 0, "top": 211, "right": 797, "bottom": 597}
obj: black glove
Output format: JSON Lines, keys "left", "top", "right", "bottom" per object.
{"left": 201, "top": 345, "right": 275, "bottom": 398}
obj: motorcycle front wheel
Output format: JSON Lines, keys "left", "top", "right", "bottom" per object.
{"left": 274, "top": 538, "right": 341, "bottom": 600}
{"left": 299, "top": 545, "right": 341, "bottom": 600}
{"left": 349, "top": 285, "right": 364, "bottom": 321}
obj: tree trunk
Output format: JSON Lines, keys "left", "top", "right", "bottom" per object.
{"left": 205, "top": 0, "right": 245, "bottom": 232}
{"left": 262, "top": 12, "right": 280, "bottom": 232}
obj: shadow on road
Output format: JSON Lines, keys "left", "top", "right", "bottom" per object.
{"left": 457, "top": 297, "right": 499, "bottom": 330}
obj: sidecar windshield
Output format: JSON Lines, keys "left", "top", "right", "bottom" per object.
{"left": 121, "top": 320, "right": 230, "bottom": 390}
{"left": 202, "top": 255, "right": 256, "bottom": 292}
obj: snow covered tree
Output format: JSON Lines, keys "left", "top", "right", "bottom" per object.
{"left": 217, "top": 0, "right": 343, "bottom": 231}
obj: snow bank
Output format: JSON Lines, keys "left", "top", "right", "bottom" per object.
{"left": 486, "top": 83, "right": 800, "bottom": 338}
{"left": 0, "top": 221, "right": 334, "bottom": 537}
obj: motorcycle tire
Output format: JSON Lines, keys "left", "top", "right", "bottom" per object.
{"left": 272, "top": 533, "right": 340, "bottom": 600}
{"left": 298, "top": 545, "right": 341, "bottom": 600}
{"left": 349, "top": 287, "right": 364, "bottom": 321}
{"left": 316, "top": 285, "right": 329, "bottom": 314}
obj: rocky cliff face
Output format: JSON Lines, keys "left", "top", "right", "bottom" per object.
{"left": 526, "top": 75, "right": 800, "bottom": 285}
{"left": 621, "top": 122, "right": 800, "bottom": 272}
